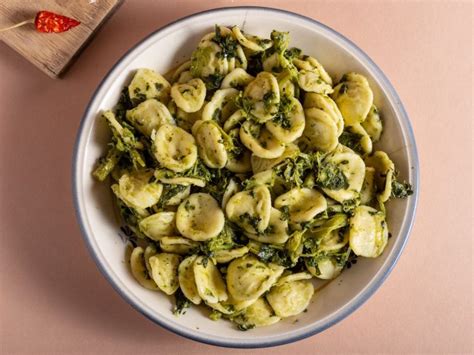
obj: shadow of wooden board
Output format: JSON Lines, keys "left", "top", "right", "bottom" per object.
{"left": 0, "top": 0, "right": 124, "bottom": 78}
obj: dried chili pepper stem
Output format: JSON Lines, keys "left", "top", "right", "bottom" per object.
{"left": 0, "top": 11, "right": 80, "bottom": 34}
{"left": 0, "top": 19, "right": 34, "bottom": 33}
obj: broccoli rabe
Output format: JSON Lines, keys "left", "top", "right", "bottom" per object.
{"left": 103, "top": 111, "right": 145, "bottom": 169}
{"left": 93, "top": 146, "right": 122, "bottom": 181}
{"left": 391, "top": 178, "right": 413, "bottom": 199}
{"left": 339, "top": 130, "right": 364, "bottom": 155}
{"left": 315, "top": 159, "right": 349, "bottom": 190}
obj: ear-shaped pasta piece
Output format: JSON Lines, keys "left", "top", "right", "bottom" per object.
{"left": 201, "top": 88, "right": 239, "bottom": 122}
{"left": 265, "top": 96, "right": 305, "bottom": 143}
{"left": 293, "top": 56, "right": 332, "bottom": 85}
{"left": 193, "top": 256, "right": 228, "bottom": 303}
{"left": 176, "top": 193, "right": 225, "bottom": 241}
{"left": 130, "top": 247, "right": 159, "bottom": 290}
{"left": 223, "top": 110, "right": 245, "bottom": 132}
{"left": 266, "top": 280, "right": 314, "bottom": 317}
{"left": 275, "top": 272, "right": 312, "bottom": 286}
{"left": 297, "top": 70, "right": 334, "bottom": 94}
{"left": 262, "top": 52, "right": 285, "bottom": 74}
{"left": 360, "top": 167, "right": 376, "bottom": 205}
{"left": 303, "top": 108, "right": 339, "bottom": 152}
{"left": 149, "top": 253, "right": 181, "bottom": 295}
{"left": 240, "top": 121, "right": 285, "bottom": 159}
{"left": 331, "top": 72, "right": 373, "bottom": 125}
{"left": 227, "top": 255, "right": 284, "bottom": 302}
{"left": 277, "top": 70, "right": 299, "bottom": 97}
{"left": 112, "top": 170, "right": 163, "bottom": 215}
{"left": 303, "top": 93, "right": 344, "bottom": 136}
{"left": 208, "top": 292, "right": 257, "bottom": 315}
{"left": 178, "top": 255, "right": 201, "bottom": 304}
{"left": 231, "top": 26, "right": 273, "bottom": 52}
{"left": 171, "top": 60, "right": 191, "bottom": 83}
{"left": 159, "top": 236, "right": 199, "bottom": 255}
{"left": 305, "top": 257, "right": 343, "bottom": 280}
{"left": 152, "top": 124, "right": 198, "bottom": 173}
{"left": 160, "top": 185, "right": 191, "bottom": 207}
{"left": 220, "top": 68, "right": 255, "bottom": 89}
{"left": 191, "top": 40, "right": 229, "bottom": 79}
{"left": 227, "top": 44, "right": 248, "bottom": 71}
{"left": 193, "top": 120, "right": 228, "bottom": 169}
{"left": 139, "top": 211, "right": 177, "bottom": 241}
{"left": 225, "top": 186, "right": 272, "bottom": 234}
{"left": 349, "top": 205, "right": 388, "bottom": 257}
{"left": 176, "top": 71, "right": 194, "bottom": 84}
{"left": 319, "top": 230, "right": 349, "bottom": 252}
{"left": 244, "top": 72, "right": 280, "bottom": 122}
{"left": 144, "top": 244, "right": 158, "bottom": 274}
{"left": 128, "top": 68, "right": 171, "bottom": 105}
{"left": 343, "top": 123, "right": 373, "bottom": 155}
{"left": 246, "top": 208, "right": 289, "bottom": 244}
{"left": 168, "top": 100, "right": 204, "bottom": 132}
{"left": 286, "top": 230, "right": 305, "bottom": 264}
{"left": 224, "top": 128, "right": 252, "bottom": 173}
{"left": 274, "top": 187, "right": 327, "bottom": 223}
{"left": 232, "top": 297, "right": 281, "bottom": 328}
{"left": 221, "top": 178, "right": 241, "bottom": 210}
{"left": 361, "top": 105, "right": 383, "bottom": 142}
{"left": 321, "top": 149, "right": 366, "bottom": 203}
{"left": 171, "top": 78, "right": 206, "bottom": 113}
{"left": 213, "top": 246, "right": 250, "bottom": 264}
{"left": 126, "top": 99, "right": 175, "bottom": 137}
{"left": 365, "top": 151, "right": 395, "bottom": 203}
{"left": 199, "top": 26, "right": 247, "bottom": 72}
{"left": 250, "top": 143, "right": 299, "bottom": 173}
{"left": 154, "top": 170, "right": 206, "bottom": 187}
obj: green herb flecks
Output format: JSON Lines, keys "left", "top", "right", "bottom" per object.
{"left": 173, "top": 289, "right": 191, "bottom": 316}
{"left": 391, "top": 178, "right": 413, "bottom": 199}
{"left": 339, "top": 130, "right": 364, "bottom": 155}
{"left": 271, "top": 95, "right": 294, "bottom": 129}
{"left": 213, "top": 25, "right": 238, "bottom": 59}
{"left": 315, "top": 155, "right": 349, "bottom": 190}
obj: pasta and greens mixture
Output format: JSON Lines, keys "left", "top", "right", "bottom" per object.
{"left": 93, "top": 26, "right": 413, "bottom": 330}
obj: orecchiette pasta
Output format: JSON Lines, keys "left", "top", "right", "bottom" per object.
{"left": 139, "top": 211, "right": 177, "bottom": 241}
{"left": 349, "top": 206, "right": 388, "bottom": 257}
{"left": 152, "top": 124, "right": 198, "bottom": 172}
{"left": 130, "top": 247, "right": 159, "bottom": 290}
{"left": 178, "top": 255, "right": 202, "bottom": 304}
{"left": 227, "top": 255, "right": 284, "bottom": 302}
{"left": 149, "top": 253, "right": 181, "bottom": 295}
{"left": 94, "top": 25, "right": 413, "bottom": 330}
{"left": 243, "top": 72, "right": 280, "bottom": 123}
{"left": 266, "top": 280, "right": 314, "bottom": 317}
{"left": 171, "top": 78, "right": 206, "bottom": 113}
{"left": 128, "top": 68, "right": 171, "bottom": 104}
{"left": 126, "top": 99, "right": 175, "bottom": 137}
{"left": 159, "top": 236, "right": 199, "bottom": 255}
{"left": 193, "top": 256, "right": 228, "bottom": 303}
{"left": 274, "top": 187, "right": 327, "bottom": 223}
{"left": 112, "top": 170, "right": 163, "bottom": 216}
{"left": 331, "top": 72, "right": 374, "bottom": 125}
{"left": 176, "top": 193, "right": 225, "bottom": 241}
{"left": 192, "top": 120, "right": 228, "bottom": 169}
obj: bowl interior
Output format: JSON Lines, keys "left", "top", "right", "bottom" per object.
{"left": 74, "top": 7, "right": 418, "bottom": 348}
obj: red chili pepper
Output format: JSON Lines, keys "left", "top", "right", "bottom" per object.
{"left": 34, "top": 11, "right": 81, "bottom": 33}
{"left": 0, "top": 10, "right": 80, "bottom": 34}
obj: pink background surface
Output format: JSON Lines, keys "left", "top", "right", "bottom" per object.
{"left": 0, "top": 1, "right": 472, "bottom": 354}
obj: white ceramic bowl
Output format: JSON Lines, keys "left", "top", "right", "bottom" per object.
{"left": 73, "top": 7, "right": 419, "bottom": 348}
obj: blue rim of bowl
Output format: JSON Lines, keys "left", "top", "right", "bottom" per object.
{"left": 72, "top": 6, "right": 419, "bottom": 349}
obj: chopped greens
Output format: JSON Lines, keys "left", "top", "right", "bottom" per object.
{"left": 92, "top": 24, "right": 414, "bottom": 332}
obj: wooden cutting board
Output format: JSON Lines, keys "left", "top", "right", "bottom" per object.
{"left": 0, "top": 0, "right": 123, "bottom": 78}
